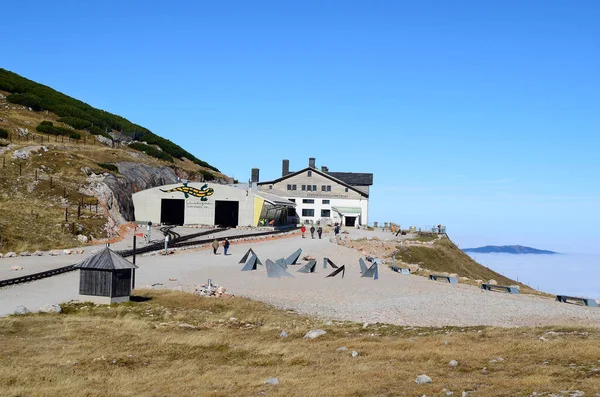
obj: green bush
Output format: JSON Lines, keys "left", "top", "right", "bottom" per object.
{"left": 97, "top": 163, "right": 118, "bottom": 173}
{"left": 58, "top": 117, "right": 92, "bottom": 130}
{"left": 69, "top": 131, "right": 81, "bottom": 140}
{"left": 129, "top": 142, "right": 174, "bottom": 163}
{"left": 36, "top": 122, "right": 74, "bottom": 136}
{"left": 40, "top": 120, "right": 53, "bottom": 126}
{"left": 0, "top": 68, "right": 219, "bottom": 171}
{"left": 200, "top": 170, "right": 215, "bottom": 181}
{"left": 0, "top": 128, "right": 8, "bottom": 139}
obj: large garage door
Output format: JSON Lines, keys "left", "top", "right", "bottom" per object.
{"left": 161, "top": 199, "right": 185, "bottom": 225}
{"left": 214, "top": 201, "right": 239, "bottom": 227}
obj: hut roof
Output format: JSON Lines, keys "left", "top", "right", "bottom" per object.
{"left": 73, "top": 247, "right": 138, "bottom": 270}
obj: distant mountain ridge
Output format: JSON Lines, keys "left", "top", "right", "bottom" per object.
{"left": 463, "top": 245, "right": 558, "bottom": 255}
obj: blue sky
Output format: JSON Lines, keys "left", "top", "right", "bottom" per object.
{"left": 2, "top": 1, "right": 599, "bottom": 252}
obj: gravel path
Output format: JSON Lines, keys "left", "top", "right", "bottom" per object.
{"left": 2, "top": 230, "right": 599, "bottom": 327}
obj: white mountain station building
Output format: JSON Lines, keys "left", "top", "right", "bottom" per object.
{"left": 255, "top": 157, "right": 373, "bottom": 227}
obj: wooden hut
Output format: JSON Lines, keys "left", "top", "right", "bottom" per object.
{"left": 73, "top": 247, "right": 138, "bottom": 304}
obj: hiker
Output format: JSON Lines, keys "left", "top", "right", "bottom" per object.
{"left": 300, "top": 225, "right": 306, "bottom": 238}
{"left": 437, "top": 224, "right": 442, "bottom": 234}
{"left": 317, "top": 226, "right": 323, "bottom": 239}
{"left": 211, "top": 239, "right": 219, "bottom": 254}
{"left": 310, "top": 225, "right": 315, "bottom": 239}
{"left": 334, "top": 225, "right": 340, "bottom": 236}
{"left": 222, "top": 238, "right": 230, "bottom": 255}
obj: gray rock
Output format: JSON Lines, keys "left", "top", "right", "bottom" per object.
{"left": 13, "top": 306, "right": 30, "bottom": 315}
{"left": 488, "top": 279, "right": 498, "bottom": 285}
{"left": 264, "top": 377, "right": 279, "bottom": 385}
{"left": 336, "top": 347, "right": 348, "bottom": 352}
{"left": 39, "top": 304, "right": 62, "bottom": 314}
{"left": 5, "top": 252, "right": 17, "bottom": 258}
{"left": 77, "top": 234, "right": 88, "bottom": 243}
{"left": 0, "top": 253, "right": 3, "bottom": 258}
{"left": 569, "top": 392, "right": 584, "bottom": 397}
{"left": 19, "top": 251, "right": 32, "bottom": 257}
{"left": 462, "top": 392, "right": 469, "bottom": 397}
{"left": 34, "top": 251, "right": 44, "bottom": 256}
{"left": 303, "top": 329, "right": 326, "bottom": 339}
{"left": 352, "top": 351, "right": 359, "bottom": 358}
{"left": 49, "top": 251, "right": 60, "bottom": 256}
{"left": 449, "top": 360, "right": 458, "bottom": 367}
{"left": 415, "top": 374, "right": 432, "bottom": 384}
{"left": 279, "top": 330, "right": 288, "bottom": 338}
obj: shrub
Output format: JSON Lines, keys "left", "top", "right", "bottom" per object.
{"left": 200, "top": 170, "right": 215, "bottom": 181}
{"left": 129, "top": 142, "right": 174, "bottom": 163}
{"left": 58, "top": 117, "right": 92, "bottom": 130}
{"left": 97, "top": 163, "right": 118, "bottom": 173}
{"left": 0, "top": 128, "right": 8, "bottom": 139}
{"left": 40, "top": 120, "right": 53, "bottom": 126}
{"left": 36, "top": 122, "right": 74, "bottom": 136}
{"left": 68, "top": 131, "right": 81, "bottom": 140}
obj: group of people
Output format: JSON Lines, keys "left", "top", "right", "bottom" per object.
{"left": 300, "top": 224, "right": 339, "bottom": 239}
{"left": 211, "top": 238, "right": 230, "bottom": 255}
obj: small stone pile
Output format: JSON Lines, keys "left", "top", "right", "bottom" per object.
{"left": 194, "top": 280, "right": 232, "bottom": 298}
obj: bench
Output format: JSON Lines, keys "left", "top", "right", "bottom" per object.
{"left": 428, "top": 274, "right": 458, "bottom": 284}
{"left": 481, "top": 283, "right": 520, "bottom": 294}
{"left": 392, "top": 266, "right": 410, "bottom": 275}
{"left": 555, "top": 295, "right": 599, "bottom": 307}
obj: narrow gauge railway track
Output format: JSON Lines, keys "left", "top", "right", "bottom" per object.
{"left": 0, "top": 227, "right": 295, "bottom": 288}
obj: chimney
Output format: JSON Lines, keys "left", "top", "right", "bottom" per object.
{"left": 309, "top": 157, "right": 316, "bottom": 168}
{"left": 251, "top": 168, "right": 260, "bottom": 183}
{"left": 282, "top": 159, "right": 290, "bottom": 177}
{"left": 321, "top": 166, "right": 328, "bottom": 172}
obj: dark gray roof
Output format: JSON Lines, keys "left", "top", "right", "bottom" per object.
{"left": 73, "top": 247, "right": 138, "bottom": 270}
{"left": 326, "top": 172, "right": 373, "bottom": 186}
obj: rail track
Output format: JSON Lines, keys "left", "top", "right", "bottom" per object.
{"left": 0, "top": 227, "right": 296, "bottom": 288}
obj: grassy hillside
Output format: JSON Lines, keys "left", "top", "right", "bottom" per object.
{"left": 1, "top": 290, "right": 599, "bottom": 396}
{"left": 395, "top": 236, "right": 540, "bottom": 294}
{"left": 0, "top": 68, "right": 218, "bottom": 172}
{"left": 0, "top": 87, "right": 226, "bottom": 253}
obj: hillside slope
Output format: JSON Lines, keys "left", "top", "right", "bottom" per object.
{"left": 394, "top": 235, "right": 540, "bottom": 294}
{"left": 0, "top": 72, "right": 227, "bottom": 253}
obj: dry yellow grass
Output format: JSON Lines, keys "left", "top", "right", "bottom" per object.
{"left": 1, "top": 290, "right": 599, "bottom": 396}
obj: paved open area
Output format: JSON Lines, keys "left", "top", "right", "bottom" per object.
{"left": 1, "top": 228, "right": 599, "bottom": 327}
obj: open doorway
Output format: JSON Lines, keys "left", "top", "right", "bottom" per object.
{"left": 160, "top": 199, "right": 185, "bottom": 225}
{"left": 214, "top": 201, "right": 239, "bottom": 227}
{"left": 344, "top": 216, "right": 356, "bottom": 227}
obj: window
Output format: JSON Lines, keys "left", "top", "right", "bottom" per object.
{"left": 302, "top": 199, "right": 314, "bottom": 204}
{"left": 292, "top": 184, "right": 297, "bottom": 190}
{"left": 307, "top": 170, "right": 312, "bottom": 177}
{"left": 345, "top": 187, "right": 348, "bottom": 192}
{"left": 302, "top": 185, "right": 306, "bottom": 191}
{"left": 307, "top": 185, "right": 312, "bottom": 191}
{"left": 321, "top": 185, "right": 326, "bottom": 191}
{"left": 302, "top": 209, "right": 314, "bottom": 217}
{"left": 321, "top": 209, "right": 331, "bottom": 217}
{"left": 287, "top": 184, "right": 291, "bottom": 190}
{"left": 269, "top": 185, "right": 273, "bottom": 190}
{"left": 289, "top": 198, "right": 296, "bottom": 202}
{"left": 327, "top": 185, "right": 332, "bottom": 192}
{"left": 313, "top": 185, "right": 317, "bottom": 191}
{"left": 322, "top": 199, "right": 330, "bottom": 204}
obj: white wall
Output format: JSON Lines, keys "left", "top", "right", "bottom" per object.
{"left": 132, "top": 183, "right": 255, "bottom": 226}
{"left": 289, "top": 196, "right": 369, "bottom": 226}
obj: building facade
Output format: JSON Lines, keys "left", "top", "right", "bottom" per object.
{"left": 257, "top": 157, "right": 373, "bottom": 226}
{"left": 132, "top": 182, "right": 295, "bottom": 227}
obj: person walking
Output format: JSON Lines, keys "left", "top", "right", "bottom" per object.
{"left": 310, "top": 225, "right": 315, "bottom": 239}
{"left": 223, "top": 238, "right": 230, "bottom": 255}
{"left": 334, "top": 224, "right": 340, "bottom": 236}
{"left": 317, "top": 226, "right": 323, "bottom": 239}
{"left": 300, "top": 225, "right": 306, "bottom": 238}
{"left": 212, "top": 239, "right": 219, "bottom": 254}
